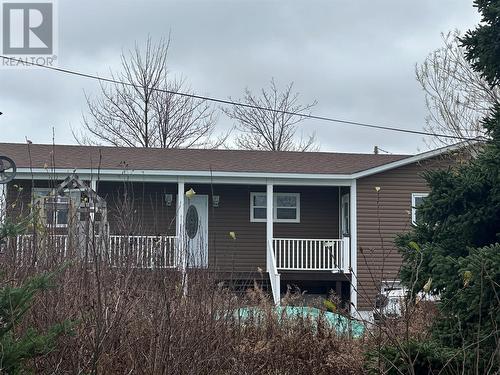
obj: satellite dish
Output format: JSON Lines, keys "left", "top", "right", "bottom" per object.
{"left": 0, "top": 156, "right": 16, "bottom": 184}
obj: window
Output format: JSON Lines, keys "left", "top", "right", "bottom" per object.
{"left": 251, "top": 193, "right": 267, "bottom": 221}
{"left": 250, "top": 192, "right": 300, "bottom": 223}
{"left": 381, "top": 279, "right": 403, "bottom": 294}
{"left": 45, "top": 196, "right": 70, "bottom": 227}
{"left": 32, "top": 188, "right": 75, "bottom": 227}
{"left": 411, "top": 192, "right": 428, "bottom": 225}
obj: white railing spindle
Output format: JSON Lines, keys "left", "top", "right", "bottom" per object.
{"left": 271, "top": 238, "right": 349, "bottom": 272}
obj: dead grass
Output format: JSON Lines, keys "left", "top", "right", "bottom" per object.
{"left": 1, "top": 255, "right": 367, "bottom": 375}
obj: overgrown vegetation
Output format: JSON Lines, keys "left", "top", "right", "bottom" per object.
{"left": 1, "top": 252, "right": 365, "bottom": 373}
{"left": 0, "top": 210, "right": 71, "bottom": 374}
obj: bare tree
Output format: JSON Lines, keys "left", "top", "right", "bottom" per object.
{"left": 77, "top": 37, "right": 223, "bottom": 148}
{"left": 416, "top": 30, "right": 500, "bottom": 150}
{"left": 223, "top": 79, "right": 317, "bottom": 151}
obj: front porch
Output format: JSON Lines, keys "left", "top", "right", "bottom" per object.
{"left": 7, "top": 235, "right": 350, "bottom": 273}
{"left": 6, "top": 177, "right": 356, "bottom": 306}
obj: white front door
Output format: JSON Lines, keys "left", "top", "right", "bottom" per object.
{"left": 341, "top": 193, "right": 350, "bottom": 237}
{"left": 184, "top": 195, "right": 208, "bottom": 268}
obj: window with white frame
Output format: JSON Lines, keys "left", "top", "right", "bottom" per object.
{"left": 33, "top": 188, "right": 75, "bottom": 227}
{"left": 381, "top": 279, "right": 403, "bottom": 294}
{"left": 250, "top": 192, "right": 300, "bottom": 223}
{"left": 411, "top": 192, "right": 428, "bottom": 225}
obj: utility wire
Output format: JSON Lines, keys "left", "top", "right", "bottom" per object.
{"left": 0, "top": 55, "right": 482, "bottom": 141}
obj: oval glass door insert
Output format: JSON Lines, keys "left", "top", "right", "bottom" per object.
{"left": 185, "top": 205, "right": 199, "bottom": 239}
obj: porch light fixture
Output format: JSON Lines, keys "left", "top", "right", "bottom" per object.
{"left": 212, "top": 195, "right": 220, "bottom": 208}
{"left": 185, "top": 188, "right": 196, "bottom": 199}
{"left": 165, "top": 193, "right": 173, "bottom": 207}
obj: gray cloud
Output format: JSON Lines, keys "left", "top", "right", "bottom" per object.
{"left": 0, "top": 0, "right": 480, "bottom": 154}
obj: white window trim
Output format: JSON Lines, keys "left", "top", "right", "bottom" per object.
{"left": 250, "top": 192, "right": 300, "bottom": 223}
{"left": 411, "top": 192, "right": 429, "bottom": 225}
{"left": 48, "top": 196, "right": 70, "bottom": 228}
{"left": 381, "top": 279, "right": 404, "bottom": 294}
{"left": 32, "top": 187, "right": 78, "bottom": 228}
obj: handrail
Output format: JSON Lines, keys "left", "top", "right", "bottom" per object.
{"left": 272, "top": 237, "right": 342, "bottom": 242}
{"left": 272, "top": 237, "right": 350, "bottom": 272}
{"left": 267, "top": 239, "right": 281, "bottom": 305}
{"left": 109, "top": 235, "right": 177, "bottom": 239}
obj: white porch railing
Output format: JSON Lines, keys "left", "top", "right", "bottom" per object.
{"left": 273, "top": 237, "right": 350, "bottom": 272}
{"left": 6, "top": 234, "right": 177, "bottom": 269}
{"left": 109, "top": 235, "right": 177, "bottom": 268}
{"left": 9, "top": 234, "right": 69, "bottom": 263}
{"left": 267, "top": 239, "right": 281, "bottom": 305}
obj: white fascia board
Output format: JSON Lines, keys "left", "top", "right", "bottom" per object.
{"left": 351, "top": 143, "right": 465, "bottom": 179}
{"left": 13, "top": 168, "right": 353, "bottom": 186}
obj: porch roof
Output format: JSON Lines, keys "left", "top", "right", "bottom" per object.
{"left": 1, "top": 142, "right": 409, "bottom": 175}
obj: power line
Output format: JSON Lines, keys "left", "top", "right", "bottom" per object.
{"left": 0, "top": 55, "right": 482, "bottom": 141}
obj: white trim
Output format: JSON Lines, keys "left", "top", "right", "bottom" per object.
{"left": 90, "top": 176, "right": 97, "bottom": 192}
{"left": 250, "top": 192, "right": 300, "bottom": 223}
{"left": 381, "top": 279, "right": 403, "bottom": 294}
{"left": 266, "top": 183, "right": 273, "bottom": 273}
{"left": 14, "top": 167, "right": 353, "bottom": 182}
{"left": 13, "top": 169, "right": 353, "bottom": 187}
{"left": 352, "top": 143, "right": 465, "bottom": 179}
{"left": 411, "top": 192, "right": 429, "bottom": 225}
{"left": 176, "top": 179, "right": 185, "bottom": 269}
{"left": 349, "top": 179, "right": 358, "bottom": 315}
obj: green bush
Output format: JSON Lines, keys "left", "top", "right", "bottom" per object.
{"left": 365, "top": 339, "right": 458, "bottom": 375}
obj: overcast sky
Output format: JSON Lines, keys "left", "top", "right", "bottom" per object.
{"left": 0, "top": 0, "right": 481, "bottom": 154}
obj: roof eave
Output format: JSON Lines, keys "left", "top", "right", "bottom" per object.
{"left": 351, "top": 142, "right": 468, "bottom": 179}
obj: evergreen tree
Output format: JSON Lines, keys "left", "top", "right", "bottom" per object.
{"left": 398, "top": 0, "right": 500, "bottom": 371}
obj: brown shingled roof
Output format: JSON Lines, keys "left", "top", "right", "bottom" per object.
{"left": 0, "top": 143, "right": 410, "bottom": 175}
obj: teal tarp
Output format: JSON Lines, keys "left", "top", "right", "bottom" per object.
{"left": 234, "top": 306, "right": 365, "bottom": 338}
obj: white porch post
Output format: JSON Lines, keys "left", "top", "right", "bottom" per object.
{"left": 349, "top": 179, "right": 358, "bottom": 315}
{"left": 266, "top": 182, "right": 273, "bottom": 272}
{"left": 176, "top": 179, "right": 186, "bottom": 292}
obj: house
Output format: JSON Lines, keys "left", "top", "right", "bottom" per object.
{"left": 0, "top": 142, "right": 463, "bottom": 319}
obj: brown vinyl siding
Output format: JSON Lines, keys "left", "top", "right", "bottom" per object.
{"left": 356, "top": 156, "right": 455, "bottom": 311}
{"left": 97, "top": 181, "right": 178, "bottom": 236}
{"left": 184, "top": 185, "right": 340, "bottom": 273}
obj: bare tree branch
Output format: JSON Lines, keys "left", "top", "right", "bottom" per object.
{"left": 416, "top": 30, "right": 500, "bottom": 151}
{"left": 223, "top": 79, "right": 318, "bottom": 151}
{"left": 76, "top": 36, "right": 223, "bottom": 149}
